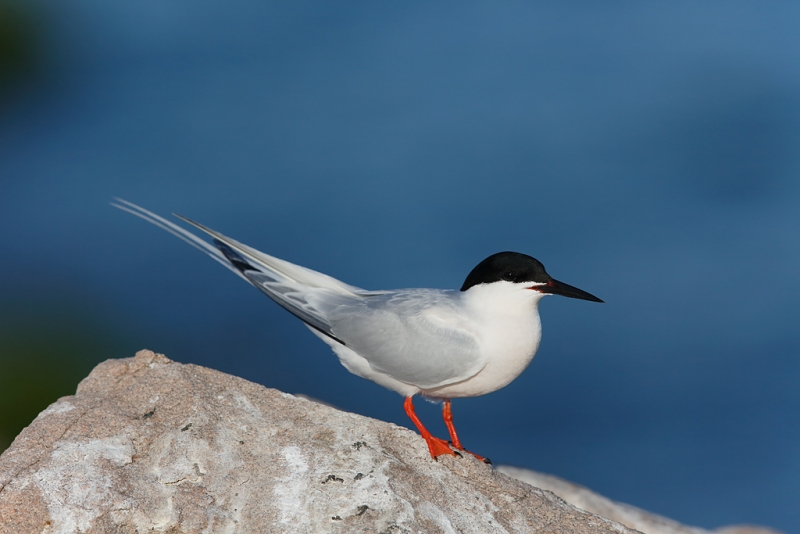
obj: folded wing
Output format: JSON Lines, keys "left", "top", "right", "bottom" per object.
{"left": 114, "top": 200, "right": 487, "bottom": 389}
{"left": 327, "top": 291, "right": 486, "bottom": 389}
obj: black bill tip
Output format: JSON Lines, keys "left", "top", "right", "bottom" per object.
{"left": 532, "top": 278, "right": 603, "bottom": 303}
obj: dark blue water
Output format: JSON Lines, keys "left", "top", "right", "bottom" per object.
{"left": 2, "top": 2, "right": 799, "bottom": 530}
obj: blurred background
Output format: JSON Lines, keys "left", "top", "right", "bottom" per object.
{"left": 1, "top": 1, "right": 798, "bottom": 531}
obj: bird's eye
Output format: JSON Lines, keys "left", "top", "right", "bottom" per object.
{"left": 502, "top": 271, "right": 515, "bottom": 281}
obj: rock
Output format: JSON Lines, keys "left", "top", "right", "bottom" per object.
{"left": 713, "top": 528, "right": 785, "bottom": 534}
{"left": 498, "top": 466, "right": 706, "bottom": 534}
{"left": 0, "top": 350, "right": 780, "bottom": 534}
{"left": 496, "top": 468, "right": 782, "bottom": 534}
{"left": 0, "top": 350, "right": 636, "bottom": 533}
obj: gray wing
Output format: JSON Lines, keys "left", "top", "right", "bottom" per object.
{"left": 243, "top": 270, "right": 358, "bottom": 344}
{"left": 241, "top": 262, "right": 488, "bottom": 389}
{"left": 242, "top": 271, "right": 487, "bottom": 389}
{"left": 211, "top": 239, "right": 364, "bottom": 345}
{"left": 327, "top": 290, "right": 487, "bottom": 389}
{"left": 112, "top": 200, "right": 364, "bottom": 343}
{"left": 112, "top": 201, "right": 485, "bottom": 388}
{"left": 161, "top": 213, "right": 364, "bottom": 344}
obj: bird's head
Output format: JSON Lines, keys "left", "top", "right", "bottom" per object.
{"left": 460, "top": 251, "right": 603, "bottom": 304}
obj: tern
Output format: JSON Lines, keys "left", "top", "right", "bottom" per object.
{"left": 114, "top": 199, "right": 603, "bottom": 462}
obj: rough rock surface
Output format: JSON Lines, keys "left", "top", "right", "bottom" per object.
{"left": 0, "top": 350, "right": 635, "bottom": 533}
{"left": 0, "top": 350, "right": 780, "bottom": 534}
{"left": 497, "top": 468, "right": 781, "bottom": 534}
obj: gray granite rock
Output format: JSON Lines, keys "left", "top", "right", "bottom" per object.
{"left": 0, "top": 350, "right": 780, "bottom": 534}
{"left": 0, "top": 350, "right": 636, "bottom": 533}
{"left": 497, "top": 467, "right": 781, "bottom": 534}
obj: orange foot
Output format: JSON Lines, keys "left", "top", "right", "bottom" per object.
{"left": 404, "top": 396, "right": 460, "bottom": 460}
{"left": 423, "top": 435, "right": 459, "bottom": 459}
{"left": 443, "top": 399, "right": 491, "bottom": 464}
{"left": 452, "top": 445, "right": 490, "bottom": 464}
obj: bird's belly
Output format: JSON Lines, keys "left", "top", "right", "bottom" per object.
{"left": 421, "top": 319, "right": 542, "bottom": 398}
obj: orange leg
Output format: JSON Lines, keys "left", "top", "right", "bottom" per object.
{"left": 404, "top": 396, "right": 456, "bottom": 459}
{"left": 442, "top": 400, "right": 491, "bottom": 464}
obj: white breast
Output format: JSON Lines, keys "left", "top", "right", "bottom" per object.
{"left": 421, "top": 283, "right": 544, "bottom": 398}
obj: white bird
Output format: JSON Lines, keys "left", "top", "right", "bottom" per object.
{"left": 114, "top": 199, "right": 602, "bottom": 462}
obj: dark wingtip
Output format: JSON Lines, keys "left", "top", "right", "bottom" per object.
{"left": 214, "top": 239, "right": 256, "bottom": 274}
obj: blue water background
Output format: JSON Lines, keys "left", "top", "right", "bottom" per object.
{"left": 1, "top": 2, "right": 799, "bottom": 531}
